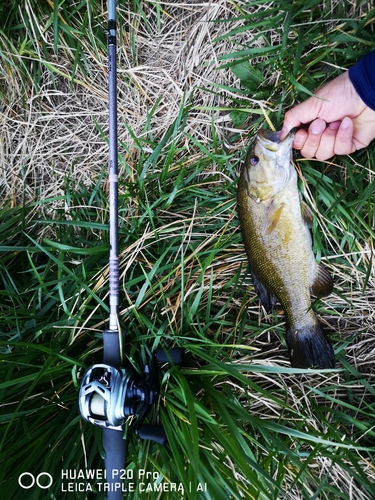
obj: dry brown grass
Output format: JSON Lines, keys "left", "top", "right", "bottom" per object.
{"left": 1, "top": 2, "right": 374, "bottom": 498}
{"left": 0, "top": 2, "right": 252, "bottom": 205}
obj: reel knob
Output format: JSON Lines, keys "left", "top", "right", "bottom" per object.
{"left": 155, "top": 347, "right": 183, "bottom": 365}
{"left": 136, "top": 424, "right": 167, "bottom": 444}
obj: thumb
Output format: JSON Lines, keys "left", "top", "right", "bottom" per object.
{"left": 280, "top": 97, "right": 321, "bottom": 140}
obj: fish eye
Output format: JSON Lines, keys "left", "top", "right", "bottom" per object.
{"left": 249, "top": 155, "right": 259, "bottom": 166}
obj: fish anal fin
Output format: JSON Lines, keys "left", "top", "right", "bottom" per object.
{"left": 301, "top": 201, "right": 314, "bottom": 228}
{"left": 251, "top": 270, "right": 277, "bottom": 313}
{"left": 261, "top": 201, "right": 284, "bottom": 235}
{"left": 311, "top": 263, "right": 333, "bottom": 298}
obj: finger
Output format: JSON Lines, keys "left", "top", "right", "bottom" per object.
{"left": 280, "top": 110, "right": 302, "bottom": 141}
{"left": 280, "top": 97, "right": 321, "bottom": 139}
{"left": 292, "top": 129, "right": 308, "bottom": 150}
{"left": 299, "top": 118, "right": 326, "bottom": 158}
{"left": 334, "top": 117, "right": 355, "bottom": 155}
{"left": 314, "top": 121, "right": 340, "bottom": 160}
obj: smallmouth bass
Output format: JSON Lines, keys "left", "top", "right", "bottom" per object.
{"left": 237, "top": 129, "right": 335, "bottom": 369}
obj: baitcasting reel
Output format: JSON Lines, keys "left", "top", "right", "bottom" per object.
{"left": 79, "top": 348, "right": 182, "bottom": 444}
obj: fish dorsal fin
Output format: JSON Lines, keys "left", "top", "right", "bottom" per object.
{"left": 261, "top": 201, "right": 284, "bottom": 235}
{"left": 301, "top": 201, "right": 314, "bottom": 228}
{"left": 311, "top": 263, "right": 333, "bottom": 298}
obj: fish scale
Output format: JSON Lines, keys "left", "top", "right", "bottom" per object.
{"left": 237, "top": 128, "right": 335, "bottom": 369}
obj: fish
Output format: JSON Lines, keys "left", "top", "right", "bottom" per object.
{"left": 237, "top": 128, "right": 335, "bottom": 369}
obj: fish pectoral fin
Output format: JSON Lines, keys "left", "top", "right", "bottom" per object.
{"left": 251, "top": 270, "right": 277, "bottom": 313}
{"left": 301, "top": 201, "right": 314, "bottom": 228}
{"left": 261, "top": 201, "right": 284, "bottom": 235}
{"left": 310, "top": 263, "right": 333, "bottom": 297}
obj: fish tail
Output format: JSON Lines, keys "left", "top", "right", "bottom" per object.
{"left": 286, "top": 323, "right": 335, "bottom": 369}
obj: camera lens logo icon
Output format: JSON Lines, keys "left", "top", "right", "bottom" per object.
{"left": 18, "top": 472, "right": 53, "bottom": 489}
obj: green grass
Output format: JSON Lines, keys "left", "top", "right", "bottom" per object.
{"left": 1, "top": 1, "right": 375, "bottom": 499}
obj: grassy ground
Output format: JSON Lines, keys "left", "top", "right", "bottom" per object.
{"left": 1, "top": 0, "right": 375, "bottom": 499}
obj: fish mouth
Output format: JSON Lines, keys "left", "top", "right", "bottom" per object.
{"left": 257, "top": 128, "right": 296, "bottom": 152}
{"left": 258, "top": 129, "right": 282, "bottom": 143}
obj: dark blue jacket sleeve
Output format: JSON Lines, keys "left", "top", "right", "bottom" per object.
{"left": 349, "top": 51, "right": 375, "bottom": 111}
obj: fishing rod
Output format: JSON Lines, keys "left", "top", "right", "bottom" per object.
{"left": 78, "top": 2, "right": 182, "bottom": 498}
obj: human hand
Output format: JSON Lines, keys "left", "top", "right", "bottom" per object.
{"left": 280, "top": 71, "right": 375, "bottom": 160}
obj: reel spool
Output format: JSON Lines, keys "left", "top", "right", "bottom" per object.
{"left": 79, "top": 348, "right": 182, "bottom": 443}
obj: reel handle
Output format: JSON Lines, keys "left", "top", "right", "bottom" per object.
{"left": 155, "top": 347, "right": 183, "bottom": 365}
{"left": 136, "top": 424, "right": 167, "bottom": 445}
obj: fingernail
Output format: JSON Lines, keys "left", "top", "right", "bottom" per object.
{"left": 310, "top": 119, "right": 326, "bottom": 135}
{"left": 328, "top": 121, "right": 340, "bottom": 131}
{"left": 341, "top": 117, "right": 351, "bottom": 130}
{"left": 279, "top": 127, "right": 288, "bottom": 140}
{"left": 294, "top": 134, "right": 304, "bottom": 147}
